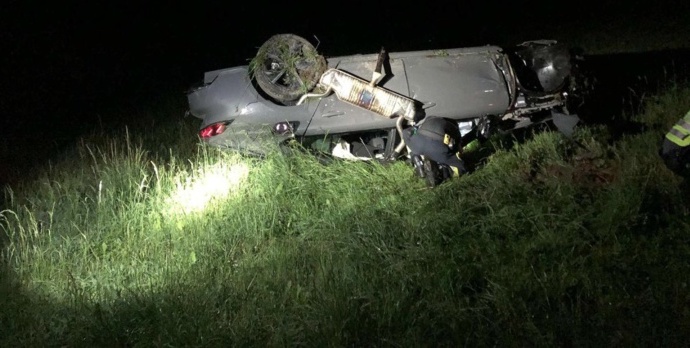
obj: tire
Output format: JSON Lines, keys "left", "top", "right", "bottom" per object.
{"left": 252, "top": 34, "right": 327, "bottom": 103}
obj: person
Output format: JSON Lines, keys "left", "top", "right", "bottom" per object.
{"left": 660, "top": 110, "right": 690, "bottom": 178}
{"left": 402, "top": 116, "right": 467, "bottom": 187}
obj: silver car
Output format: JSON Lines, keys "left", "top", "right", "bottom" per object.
{"left": 186, "top": 34, "right": 580, "bottom": 160}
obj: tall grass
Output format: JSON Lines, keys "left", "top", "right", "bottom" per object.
{"left": 1, "top": 84, "right": 690, "bottom": 346}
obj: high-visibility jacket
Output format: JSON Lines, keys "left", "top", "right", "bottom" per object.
{"left": 661, "top": 110, "right": 690, "bottom": 177}
{"left": 665, "top": 110, "right": 690, "bottom": 147}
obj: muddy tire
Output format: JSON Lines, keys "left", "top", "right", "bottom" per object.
{"left": 252, "top": 34, "right": 327, "bottom": 103}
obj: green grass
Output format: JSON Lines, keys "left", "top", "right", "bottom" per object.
{"left": 2, "top": 82, "right": 690, "bottom": 346}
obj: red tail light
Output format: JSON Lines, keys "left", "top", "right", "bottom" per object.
{"left": 199, "top": 122, "right": 227, "bottom": 139}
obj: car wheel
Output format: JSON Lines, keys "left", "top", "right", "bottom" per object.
{"left": 252, "top": 34, "right": 327, "bottom": 104}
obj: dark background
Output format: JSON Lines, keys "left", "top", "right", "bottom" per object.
{"left": 1, "top": 1, "right": 688, "bottom": 186}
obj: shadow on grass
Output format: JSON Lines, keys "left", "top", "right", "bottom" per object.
{"left": 0, "top": 266, "right": 28, "bottom": 341}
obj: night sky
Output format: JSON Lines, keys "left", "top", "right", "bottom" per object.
{"left": 1, "top": 0, "right": 688, "bottom": 185}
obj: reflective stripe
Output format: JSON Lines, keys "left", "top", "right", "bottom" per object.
{"left": 666, "top": 134, "right": 690, "bottom": 147}
{"left": 665, "top": 111, "right": 690, "bottom": 147}
{"left": 669, "top": 127, "right": 689, "bottom": 140}
{"left": 667, "top": 127, "right": 690, "bottom": 147}
{"left": 676, "top": 117, "right": 690, "bottom": 132}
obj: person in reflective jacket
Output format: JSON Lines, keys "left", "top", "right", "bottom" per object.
{"left": 660, "top": 109, "right": 690, "bottom": 178}
{"left": 403, "top": 116, "right": 467, "bottom": 187}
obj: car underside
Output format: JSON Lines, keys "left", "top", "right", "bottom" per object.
{"left": 186, "top": 34, "right": 582, "bottom": 163}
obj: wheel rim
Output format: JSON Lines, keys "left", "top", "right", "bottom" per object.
{"left": 253, "top": 34, "right": 326, "bottom": 102}
{"left": 260, "top": 39, "right": 311, "bottom": 92}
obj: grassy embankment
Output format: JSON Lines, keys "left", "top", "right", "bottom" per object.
{"left": 2, "top": 75, "right": 690, "bottom": 345}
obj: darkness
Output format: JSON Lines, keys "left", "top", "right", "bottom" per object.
{"left": 0, "top": 1, "right": 688, "bottom": 187}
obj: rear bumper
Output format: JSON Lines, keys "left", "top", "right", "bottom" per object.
{"left": 203, "top": 122, "right": 291, "bottom": 157}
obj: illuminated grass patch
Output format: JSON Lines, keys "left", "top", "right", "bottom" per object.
{"left": 165, "top": 160, "right": 250, "bottom": 215}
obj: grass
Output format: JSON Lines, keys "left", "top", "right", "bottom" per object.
{"left": 1, "top": 79, "right": 690, "bottom": 346}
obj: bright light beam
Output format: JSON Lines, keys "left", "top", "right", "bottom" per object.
{"left": 165, "top": 161, "right": 250, "bottom": 215}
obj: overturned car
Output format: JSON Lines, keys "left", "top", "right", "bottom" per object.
{"left": 186, "top": 34, "right": 581, "bottom": 163}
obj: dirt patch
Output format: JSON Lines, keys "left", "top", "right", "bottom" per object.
{"left": 528, "top": 152, "right": 620, "bottom": 188}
